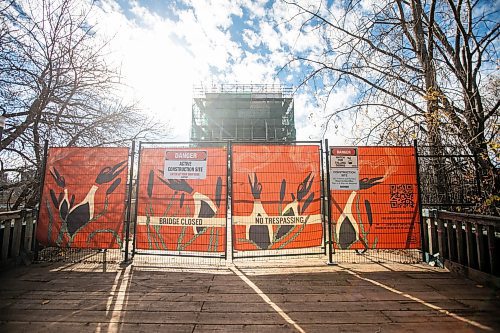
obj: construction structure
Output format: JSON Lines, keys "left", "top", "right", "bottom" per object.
{"left": 190, "top": 84, "right": 296, "bottom": 142}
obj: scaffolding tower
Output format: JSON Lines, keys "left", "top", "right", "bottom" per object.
{"left": 190, "top": 84, "right": 296, "bottom": 142}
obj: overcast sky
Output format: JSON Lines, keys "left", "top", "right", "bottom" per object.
{"left": 91, "top": 0, "right": 353, "bottom": 143}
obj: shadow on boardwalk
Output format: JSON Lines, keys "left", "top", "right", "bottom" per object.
{"left": 0, "top": 258, "right": 499, "bottom": 333}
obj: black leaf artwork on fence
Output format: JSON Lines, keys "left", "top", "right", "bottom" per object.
{"left": 365, "top": 200, "right": 373, "bottom": 226}
{"left": 248, "top": 172, "right": 316, "bottom": 249}
{"left": 147, "top": 170, "right": 154, "bottom": 198}
{"left": 157, "top": 173, "right": 223, "bottom": 236}
{"left": 338, "top": 216, "right": 357, "bottom": 250}
{"left": 215, "top": 177, "right": 222, "bottom": 208}
{"left": 335, "top": 176, "right": 383, "bottom": 251}
{"left": 48, "top": 160, "right": 125, "bottom": 240}
{"left": 247, "top": 173, "right": 270, "bottom": 249}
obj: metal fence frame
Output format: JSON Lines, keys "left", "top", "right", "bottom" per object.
{"left": 414, "top": 142, "right": 481, "bottom": 208}
{"left": 230, "top": 140, "right": 326, "bottom": 260}
{"left": 33, "top": 141, "right": 134, "bottom": 264}
{"left": 325, "top": 141, "right": 423, "bottom": 264}
{"left": 131, "top": 141, "right": 230, "bottom": 260}
{"left": 31, "top": 139, "right": 470, "bottom": 266}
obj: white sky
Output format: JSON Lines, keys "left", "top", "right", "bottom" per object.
{"left": 92, "top": 0, "right": 355, "bottom": 144}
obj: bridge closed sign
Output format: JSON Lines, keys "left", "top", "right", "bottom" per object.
{"left": 330, "top": 147, "right": 359, "bottom": 190}
{"left": 164, "top": 150, "right": 207, "bottom": 179}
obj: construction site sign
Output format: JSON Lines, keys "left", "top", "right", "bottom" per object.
{"left": 330, "top": 147, "right": 359, "bottom": 190}
{"left": 136, "top": 147, "right": 227, "bottom": 253}
{"left": 164, "top": 150, "right": 207, "bottom": 179}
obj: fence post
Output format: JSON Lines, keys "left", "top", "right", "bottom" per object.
{"left": 324, "top": 139, "right": 335, "bottom": 265}
{"left": 131, "top": 141, "right": 142, "bottom": 257}
{"left": 319, "top": 141, "right": 327, "bottom": 255}
{"left": 413, "top": 139, "right": 425, "bottom": 262}
{"left": 124, "top": 141, "right": 136, "bottom": 263}
{"left": 34, "top": 139, "right": 49, "bottom": 261}
{"left": 226, "top": 140, "right": 232, "bottom": 262}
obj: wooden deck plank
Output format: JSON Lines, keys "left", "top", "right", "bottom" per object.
{"left": 0, "top": 322, "right": 196, "bottom": 333}
{"left": 1, "top": 299, "right": 204, "bottom": 312}
{"left": 0, "top": 310, "right": 286, "bottom": 325}
{"left": 201, "top": 299, "right": 470, "bottom": 313}
{"left": 1, "top": 291, "right": 265, "bottom": 302}
{"left": 300, "top": 322, "right": 490, "bottom": 333}
{"left": 0, "top": 260, "right": 499, "bottom": 332}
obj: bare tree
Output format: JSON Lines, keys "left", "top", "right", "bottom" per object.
{"left": 0, "top": 0, "right": 164, "bottom": 209}
{"left": 281, "top": 0, "right": 499, "bottom": 212}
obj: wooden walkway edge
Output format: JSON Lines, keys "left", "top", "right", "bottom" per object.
{"left": 0, "top": 259, "right": 499, "bottom": 332}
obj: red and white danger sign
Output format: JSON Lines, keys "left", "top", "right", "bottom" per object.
{"left": 330, "top": 147, "right": 359, "bottom": 190}
{"left": 164, "top": 150, "right": 207, "bottom": 179}
{"left": 330, "top": 147, "right": 358, "bottom": 168}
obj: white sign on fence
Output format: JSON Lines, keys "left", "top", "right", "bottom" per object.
{"left": 330, "top": 147, "right": 359, "bottom": 190}
{"left": 164, "top": 150, "right": 207, "bottom": 179}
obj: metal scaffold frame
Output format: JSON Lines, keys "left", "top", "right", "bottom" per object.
{"left": 191, "top": 83, "right": 296, "bottom": 142}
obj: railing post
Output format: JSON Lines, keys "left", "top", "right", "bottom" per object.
{"left": 11, "top": 211, "right": 24, "bottom": 258}
{"left": 422, "top": 213, "right": 429, "bottom": 255}
{"left": 428, "top": 210, "right": 438, "bottom": 255}
{"left": 24, "top": 210, "right": 34, "bottom": 252}
{"left": 1, "top": 219, "right": 11, "bottom": 262}
{"left": 446, "top": 219, "right": 455, "bottom": 261}
{"left": 425, "top": 211, "right": 499, "bottom": 275}
{"left": 422, "top": 209, "right": 434, "bottom": 260}
{"left": 437, "top": 218, "right": 446, "bottom": 264}
{"left": 475, "top": 223, "right": 486, "bottom": 272}
{"left": 465, "top": 221, "right": 475, "bottom": 268}
{"left": 455, "top": 220, "right": 465, "bottom": 265}
{"left": 487, "top": 225, "right": 496, "bottom": 275}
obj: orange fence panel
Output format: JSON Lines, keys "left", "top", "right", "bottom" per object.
{"left": 37, "top": 147, "right": 129, "bottom": 249}
{"left": 232, "top": 144, "right": 323, "bottom": 251}
{"left": 330, "top": 147, "right": 420, "bottom": 250}
{"left": 135, "top": 147, "right": 227, "bottom": 253}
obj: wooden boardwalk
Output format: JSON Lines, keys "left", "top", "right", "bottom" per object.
{"left": 0, "top": 258, "right": 499, "bottom": 332}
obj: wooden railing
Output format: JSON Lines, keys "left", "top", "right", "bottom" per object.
{"left": 0, "top": 209, "right": 36, "bottom": 266}
{"left": 422, "top": 210, "right": 500, "bottom": 278}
